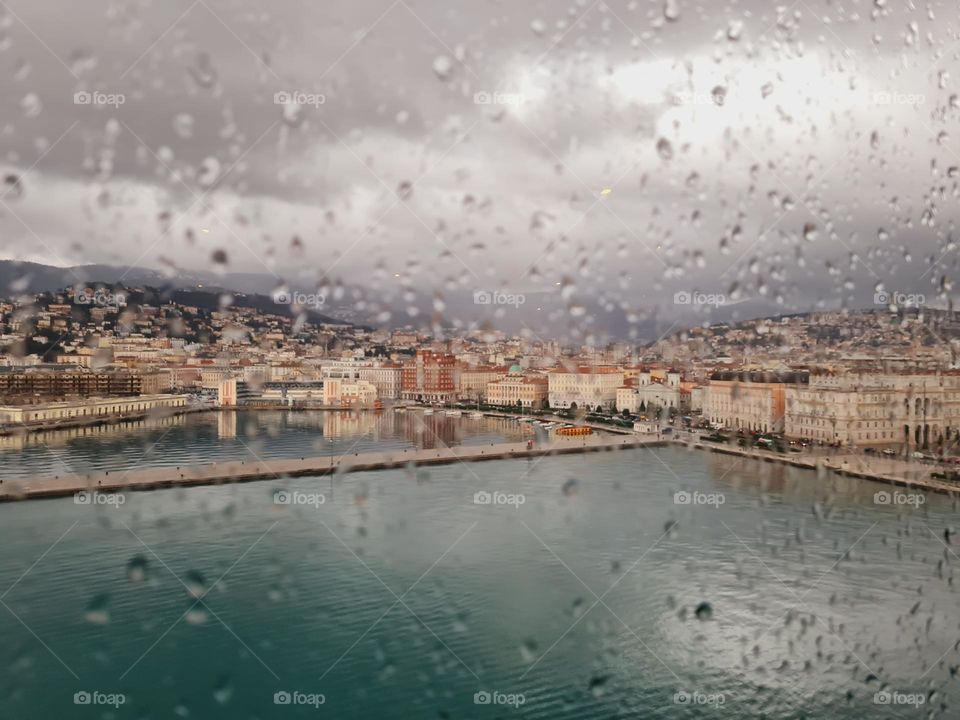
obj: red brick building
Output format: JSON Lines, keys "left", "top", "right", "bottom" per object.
{"left": 401, "top": 351, "right": 457, "bottom": 403}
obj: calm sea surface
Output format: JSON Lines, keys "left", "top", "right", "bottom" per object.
{"left": 0, "top": 414, "right": 954, "bottom": 719}
{"left": 0, "top": 410, "right": 532, "bottom": 480}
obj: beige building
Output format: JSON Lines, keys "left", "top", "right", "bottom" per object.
{"left": 785, "top": 370, "right": 960, "bottom": 449}
{"left": 0, "top": 394, "right": 188, "bottom": 425}
{"left": 548, "top": 367, "right": 624, "bottom": 411}
{"left": 705, "top": 372, "right": 801, "bottom": 433}
{"left": 457, "top": 366, "right": 508, "bottom": 401}
{"left": 323, "top": 378, "right": 378, "bottom": 407}
{"left": 486, "top": 369, "right": 548, "bottom": 408}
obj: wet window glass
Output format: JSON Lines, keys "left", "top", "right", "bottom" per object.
{"left": 0, "top": 0, "right": 957, "bottom": 717}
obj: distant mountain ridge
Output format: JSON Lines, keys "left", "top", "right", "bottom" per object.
{"left": 0, "top": 260, "right": 355, "bottom": 326}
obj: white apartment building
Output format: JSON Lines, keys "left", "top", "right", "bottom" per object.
{"left": 616, "top": 372, "right": 682, "bottom": 413}
{"left": 548, "top": 367, "right": 624, "bottom": 411}
{"left": 785, "top": 370, "right": 960, "bottom": 449}
{"left": 321, "top": 359, "right": 374, "bottom": 380}
{"left": 358, "top": 364, "right": 403, "bottom": 400}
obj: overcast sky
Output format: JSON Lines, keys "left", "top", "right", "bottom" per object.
{"left": 0, "top": 0, "right": 958, "bottom": 338}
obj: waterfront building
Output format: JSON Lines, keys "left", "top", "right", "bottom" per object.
{"left": 0, "top": 366, "right": 143, "bottom": 400}
{"left": 548, "top": 367, "right": 624, "bottom": 411}
{"left": 0, "top": 394, "right": 188, "bottom": 425}
{"left": 616, "top": 371, "right": 682, "bottom": 413}
{"left": 320, "top": 359, "right": 374, "bottom": 380}
{"left": 323, "top": 378, "right": 378, "bottom": 407}
{"left": 705, "top": 371, "right": 807, "bottom": 433}
{"left": 217, "top": 378, "right": 237, "bottom": 407}
{"left": 401, "top": 351, "right": 457, "bottom": 403}
{"left": 457, "top": 365, "right": 508, "bottom": 402}
{"left": 358, "top": 364, "right": 403, "bottom": 399}
{"left": 260, "top": 382, "right": 325, "bottom": 405}
{"left": 486, "top": 368, "right": 548, "bottom": 408}
{"left": 785, "top": 369, "right": 960, "bottom": 449}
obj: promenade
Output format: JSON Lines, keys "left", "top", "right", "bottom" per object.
{"left": 687, "top": 439, "right": 960, "bottom": 495}
{"left": 2, "top": 431, "right": 957, "bottom": 503}
{"left": 0, "top": 434, "right": 667, "bottom": 502}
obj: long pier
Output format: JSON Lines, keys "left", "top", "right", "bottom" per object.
{"left": 1, "top": 433, "right": 957, "bottom": 503}
{"left": 0, "top": 435, "right": 667, "bottom": 502}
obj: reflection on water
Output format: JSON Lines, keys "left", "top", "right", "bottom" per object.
{"left": 0, "top": 445, "right": 953, "bottom": 719}
{"left": 0, "top": 410, "right": 533, "bottom": 480}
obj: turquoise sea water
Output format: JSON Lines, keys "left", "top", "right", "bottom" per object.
{"left": 0, "top": 431, "right": 954, "bottom": 718}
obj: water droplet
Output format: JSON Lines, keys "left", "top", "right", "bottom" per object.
{"left": 173, "top": 113, "right": 194, "bottom": 139}
{"left": 4, "top": 174, "right": 23, "bottom": 199}
{"left": 189, "top": 52, "right": 218, "bottom": 89}
{"left": 197, "top": 157, "right": 221, "bottom": 187}
{"left": 589, "top": 674, "right": 610, "bottom": 697}
{"left": 432, "top": 55, "right": 453, "bottom": 79}
{"left": 185, "top": 570, "right": 208, "bottom": 599}
{"left": 20, "top": 92, "right": 41, "bottom": 118}
{"left": 663, "top": 0, "right": 680, "bottom": 22}
{"left": 213, "top": 675, "right": 233, "bottom": 704}
{"left": 520, "top": 638, "right": 538, "bottom": 663}
{"left": 127, "top": 555, "right": 149, "bottom": 582}
{"left": 656, "top": 137, "right": 673, "bottom": 160}
{"left": 84, "top": 593, "right": 111, "bottom": 625}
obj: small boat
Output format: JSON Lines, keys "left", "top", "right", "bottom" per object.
{"left": 423, "top": 408, "right": 434, "bottom": 415}
{"left": 444, "top": 409, "right": 462, "bottom": 417}
{"left": 469, "top": 411, "right": 484, "bottom": 419}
